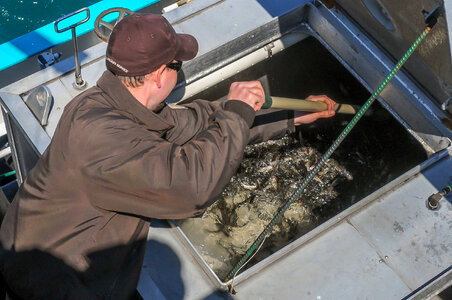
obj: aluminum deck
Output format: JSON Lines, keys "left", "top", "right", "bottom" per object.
{"left": 0, "top": 1, "right": 451, "bottom": 299}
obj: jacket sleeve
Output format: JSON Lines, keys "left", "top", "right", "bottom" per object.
{"left": 78, "top": 104, "right": 254, "bottom": 219}
{"left": 161, "top": 100, "right": 295, "bottom": 145}
{"left": 158, "top": 100, "right": 222, "bottom": 145}
{"left": 249, "top": 108, "right": 295, "bottom": 144}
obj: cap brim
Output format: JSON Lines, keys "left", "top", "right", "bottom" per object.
{"left": 174, "top": 33, "right": 199, "bottom": 61}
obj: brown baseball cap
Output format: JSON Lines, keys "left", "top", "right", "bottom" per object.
{"left": 106, "top": 13, "right": 198, "bottom": 76}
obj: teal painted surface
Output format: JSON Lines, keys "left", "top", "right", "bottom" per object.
{"left": 0, "top": 1, "right": 102, "bottom": 45}
{"left": 0, "top": 0, "right": 160, "bottom": 71}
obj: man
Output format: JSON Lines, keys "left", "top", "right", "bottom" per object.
{"left": 0, "top": 14, "right": 335, "bottom": 299}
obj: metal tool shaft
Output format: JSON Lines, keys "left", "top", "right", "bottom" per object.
{"left": 71, "top": 28, "right": 84, "bottom": 87}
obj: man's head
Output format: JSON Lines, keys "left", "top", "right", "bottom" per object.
{"left": 106, "top": 13, "right": 198, "bottom": 78}
{"left": 105, "top": 14, "right": 198, "bottom": 109}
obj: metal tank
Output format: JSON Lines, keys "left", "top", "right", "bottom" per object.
{"left": 335, "top": 0, "right": 452, "bottom": 117}
{"left": 0, "top": 0, "right": 451, "bottom": 299}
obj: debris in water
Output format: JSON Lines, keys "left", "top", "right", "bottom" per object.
{"left": 178, "top": 134, "right": 352, "bottom": 279}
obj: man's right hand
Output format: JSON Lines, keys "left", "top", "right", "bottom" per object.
{"left": 227, "top": 81, "right": 265, "bottom": 111}
{"left": 294, "top": 95, "right": 336, "bottom": 125}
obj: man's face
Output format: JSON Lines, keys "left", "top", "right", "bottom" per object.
{"left": 142, "top": 60, "right": 182, "bottom": 111}
{"left": 159, "top": 60, "right": 179, "bottom": 101}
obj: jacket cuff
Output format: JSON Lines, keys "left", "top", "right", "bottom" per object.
{"left": 224, "top": 100, "right": 255, "bottom": 128}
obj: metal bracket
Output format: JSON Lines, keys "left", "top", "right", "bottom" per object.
{"left": 422, "top": 4, "right": 442, "bottom": 28}
{"left": 264, "top": 42, "right": 275, "bottom": 58}
{"left": 24, "top": 85, "right": 53, "bottom": 126}
{"left": 441, "top": 97, "right": 452, "bottom": 111}
{"left": 37, "top": 51, "right": 62, "bottom": 69}
{"left": 54, "top": 7, "right": 90, "bottom": 90}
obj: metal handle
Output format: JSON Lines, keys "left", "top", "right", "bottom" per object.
{"left": 54, "top": 7, "right": 90, "bottom": 33}
{"left": 54, "top": 7, "right": 90, "bottom": 89}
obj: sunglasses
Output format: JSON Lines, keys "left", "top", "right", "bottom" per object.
{"left": 166, "top": 60, "right": 182, "bottom": 72}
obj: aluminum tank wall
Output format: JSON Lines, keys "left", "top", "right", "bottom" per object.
{"left": 175, "top": 36, "right": 429, "bottom": 283}
{"left": 334, "top": 0, "right": 452, "bottom": 116}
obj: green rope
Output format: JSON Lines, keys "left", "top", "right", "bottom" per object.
{"left": 223, "top": 27, "right": 432, "bottom": 283}
{"left": 0, "top": 170, "right": 16, "bottom": 178}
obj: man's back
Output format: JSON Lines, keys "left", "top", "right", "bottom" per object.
{"left": 0, "top": 83, "right": 150, "bottom": 299}
{"left": 0, "top": 70, "right": 265, "bottom": 298}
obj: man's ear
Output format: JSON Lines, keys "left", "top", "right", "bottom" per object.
{"left": 152, "top": 65, "right": 167, "bottom": 89}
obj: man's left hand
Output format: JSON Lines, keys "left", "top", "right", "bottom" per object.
{"left": 294, "top": 95, "right": 336, "bottom": 126}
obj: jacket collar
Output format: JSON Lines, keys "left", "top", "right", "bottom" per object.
{"left": 96, "top": 71, "right": 173, "bottom": 132}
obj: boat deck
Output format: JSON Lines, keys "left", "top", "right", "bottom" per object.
{"left": 0, "top": 1, "right": 451, "bottom": 299}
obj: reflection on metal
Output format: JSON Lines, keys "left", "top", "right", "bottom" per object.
{"left": 361, "top": 0, "right": 394, "bottom": 30}
{"left": 442, "top": 97, "right": 452, "bottom": 111}
{"left": 25, "top": 86, "right": 53, "bottom": 126}
{"left": 54, "top": 7, "right": 90, "bottom": 90}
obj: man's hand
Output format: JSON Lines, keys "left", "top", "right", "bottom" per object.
{"left": 294, "top": 95, "right": 336, "bottom": 125}
{"left": 227, "top": 81, "right": 265, "bottom": 111}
